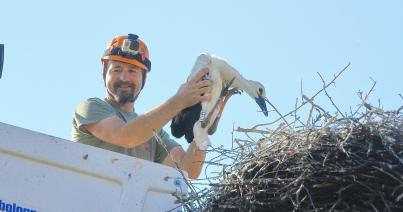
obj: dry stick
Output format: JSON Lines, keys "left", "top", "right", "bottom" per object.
{"left": 318, "top": 72, "right": 346, "bottom": 118}
{"left": 204, "top": 163, "right": 221, "bottom": 186}
{"left": 368, "top": 202, "right": 380, "bottom": 212}
{"left": 253, "top": 62, "right": 351, "bottom": 129}
{"left": 236, "top": 127, "right": 272, "bottom": 134}
{"left": 382, "top": 135, "right": 403, "bottom": 165}
{"left": 204, "top": 161, "right": 213, "bottom": 185}
{"left": 300, "top": 79, "right": 304, "bottom": 108}
{"left": 293, "top": 98, "right": 300, "bottom": 129}
{"left": 303, "top": 185, "right": 318, "bottom": 212}
{"left": 264, "top": 97, "right": 292, "bottom": 130}
{"left": 306, "top": 104, "right": 315, "bottom": 129}
{"left": 295, "top": 183, "right": 304, "bottom": 207}
{"left": 399, "top": 94, "right": 403, "bottom": 101}
{"left": 352, "top": 79, "right": 377, "bottom": 117}
{"left": 204, "top": 146, "right": 241, "bottom": 183}
{"left": 355, "top": 180, "right": 389, "bottom": 210}
{"left": 302, "top": 95, "right": 332, "bottom": 121}
{"left": 208, "top": 146, "right": 239, "bottom": 162}
{"left": 231, "top": 123, "right": 235, "bottom": 150}
{"left": 329, "top": 184, "right": 354, "bottom": 212}
{"left": 243, "top": 131, "right": 256, "bottom": 143}
{"left": 167, "top": 194, "right": 192, "bottom": 212}
{"left": 233, "top": 139, "right": 246, "bottom": 154}
{"left": 152, "top": 130, "right": 203, "bottom": 208}
{"left": 372, "top": 165, "right": 403, "bottom": 184}
{"left": 396, "top": 193, "right": 403, "bottom": 202}
{"left": 339, "top": 121, "right": 354, "bottom": 156}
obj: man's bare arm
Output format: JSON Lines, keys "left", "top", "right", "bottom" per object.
{"left": 162, "top": 143, "right": 206, "bottom": 179}
{"left": 84, "top": 97, "right": 183, "bottom": 148}
{"left": 84, "top": 68, "right": 211, "bottom": 148}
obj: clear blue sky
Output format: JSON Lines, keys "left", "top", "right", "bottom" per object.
{"left": 1, "top": 1, "right": 402, "bottom": 160}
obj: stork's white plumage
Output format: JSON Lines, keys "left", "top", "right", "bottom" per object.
{"left": 171, "top": 53, "right": 268, "bottom": 150}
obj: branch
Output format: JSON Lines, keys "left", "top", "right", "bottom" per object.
{"left": 253, "top": 62, "right": 351, "bottom": 129}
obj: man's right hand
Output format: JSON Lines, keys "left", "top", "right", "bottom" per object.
{"left": 173, "top": 68, "right": 212, "bottom": 109}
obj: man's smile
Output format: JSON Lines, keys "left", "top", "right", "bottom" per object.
{"left": 117, "top": 86, "right": 131, "bottom": 91}
{"left": 114, "top": 82, "right": 135, "bottom": 93}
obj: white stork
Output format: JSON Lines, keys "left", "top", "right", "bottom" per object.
{"left": 170, "top": 53, "right": 268, "bottom": 150}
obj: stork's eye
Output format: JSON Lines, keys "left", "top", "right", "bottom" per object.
{"left": 258, "top": 88, "right": 263, "bottom": 95}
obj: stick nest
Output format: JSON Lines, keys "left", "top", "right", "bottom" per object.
{"left": 203, "top": 109, "right": 403, "bottom": 211}
{"left": 175, "top": 65, "right": 403, "bottom": 211}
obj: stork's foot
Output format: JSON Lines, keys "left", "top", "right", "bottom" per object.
{"left": 222, "top": 88, "right": 241, "bottom": 97}
{"left": 221, "top": 77, "right": 236, "bottom": 95}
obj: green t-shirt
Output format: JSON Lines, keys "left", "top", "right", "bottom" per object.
{"left": 71, "top": 97, "right": 180, "bottom": 163}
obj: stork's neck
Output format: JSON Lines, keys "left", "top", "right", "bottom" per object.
{"left": 239, "top": 79, "right": 258, "bottom": 99}
{"left": 233, "top": 76, "right": 249, "bottom": 91}
{"left": 225, "top": 74, "right": 257, "bottom": 98}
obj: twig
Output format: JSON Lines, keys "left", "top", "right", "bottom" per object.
{"left": 318, "top": 72, "right": 345, "bottom": 118}
{"left": 353, "top": 78, "right": 377, "bottom": 117}
{"left": 253, "top": 62, "right": 351, "bottom": 129}
{"left": 265, "top": 97, "right": 292, "bottom": 129}
{"left": 236, "top": 127, "right": 271, "bottom": 134}
{"left": 152, "top": 130, "right": 203, "bottom": 208}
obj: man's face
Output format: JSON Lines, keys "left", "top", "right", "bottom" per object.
{"left": 105, "top": 60, "right": 144, "bottom": 104}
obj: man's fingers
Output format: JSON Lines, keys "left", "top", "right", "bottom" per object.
{"left": 200, "top": 93, "right": 212, "bottom": 102}
{"left": 189, "top": 68, "right": 209, "bottom": 83}
{"left": 199, "top": 86, "right": 211, "bottom": 94}
{"left": 197, "top": 80, "right": 211, "bottom": 90}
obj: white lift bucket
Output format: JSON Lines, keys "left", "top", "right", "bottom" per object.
{"left": 0, "top": 122, "right": 187, "bottom": 212}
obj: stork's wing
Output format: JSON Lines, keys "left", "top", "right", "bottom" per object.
{"left": 170, "top": 103, "right": 202, "bottom": 143}
{"left": 170, "top": 114, "right": 185, "bottom": 138}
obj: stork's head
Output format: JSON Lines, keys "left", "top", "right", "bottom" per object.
{"left": 244, "top": 80, "right": 268, "bottom": 116}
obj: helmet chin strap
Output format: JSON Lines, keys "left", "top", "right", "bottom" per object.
{"left": 132, "top": 92, "right": 140, "bottom": 103}
{"left": 140, "top": 70, "right": 147, "bottom": 90}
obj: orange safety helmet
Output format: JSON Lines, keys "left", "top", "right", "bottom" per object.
{"left": 101, "top": 34, "right": 151, "bottom": 72}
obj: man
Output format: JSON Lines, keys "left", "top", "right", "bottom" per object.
{"left": 71, "top": 34, "right": 211, "bottom": 179}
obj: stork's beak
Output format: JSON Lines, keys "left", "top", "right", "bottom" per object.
{"left": 255, "top": 95, "right": 268, "bottom": 116}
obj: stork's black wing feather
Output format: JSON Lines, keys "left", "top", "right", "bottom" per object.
{"left": 170, "top": 103, "right": 201, "bottom": 143}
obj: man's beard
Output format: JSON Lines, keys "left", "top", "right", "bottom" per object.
{"left": 109, "top": 81, "right": 139, "bottom": 104}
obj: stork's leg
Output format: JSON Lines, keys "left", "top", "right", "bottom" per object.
{"left": 208, "top": 88, "right": 240, "bottom": 135}
{"left": 201, "top": 77, "right": 237, "bottom": 128}
{"left": 200, "top": 98, "right": 222, "bottom": 128}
